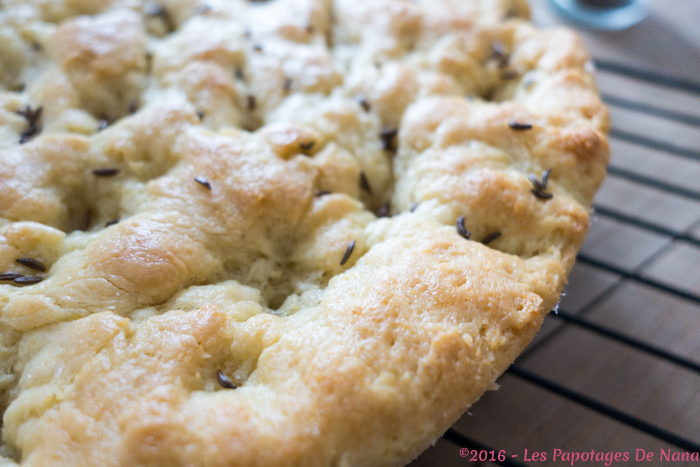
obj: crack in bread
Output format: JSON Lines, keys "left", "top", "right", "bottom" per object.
{"left": 0, "top": 0, "right": 608, "bottom": 465}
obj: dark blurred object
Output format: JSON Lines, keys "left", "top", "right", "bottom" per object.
{"left": 549, "top": 0, "right": 650, "bottom": 30}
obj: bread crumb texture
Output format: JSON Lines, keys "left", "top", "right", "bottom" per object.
{"left": 0, "top": 0, "right": 608, "bottom": 465}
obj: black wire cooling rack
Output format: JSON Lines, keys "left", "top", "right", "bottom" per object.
{"left": 410, "top": 60, "right": 700, "bottom": 466}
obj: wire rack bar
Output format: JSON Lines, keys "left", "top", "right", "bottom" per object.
{"left": 554, "top": 310, "right": 700, "bottom": 374}
{"left": 609, "top": 129, "right": 700, "bottom": 162}
{"left": 605, "top": 166, "right": 700, "bottom": 202}
{"left": 508, "top": 365, "right": 700, "bottom": 453}
{"left": 576, "top": 255, "right": 700, "bottom": 307}
{"left": 442, "top": 429, "right": 529, "bottom": 467}
{"left": 602, "top": 94, "right": 700, "bottom": 127}
{"left": 594, "top": 60, "right": 700, "bottom": 95}
{"left": 592, "top": 205, "right": 700, "bottom": 248}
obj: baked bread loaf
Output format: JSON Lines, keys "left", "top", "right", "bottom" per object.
{"left": 0, "top": 0, "right": 608, "bottom": 465}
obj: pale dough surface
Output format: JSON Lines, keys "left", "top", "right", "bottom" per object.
{"left": 0, "top": 0, "right": 609, "bottom": 465}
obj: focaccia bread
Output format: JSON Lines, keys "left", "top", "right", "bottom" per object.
{"left": 0, "top": 0, "right": 608, "bottom": 465}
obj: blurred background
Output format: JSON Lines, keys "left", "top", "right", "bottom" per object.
{"left": 410, "top": 0, "right": 700, "bottom": 465}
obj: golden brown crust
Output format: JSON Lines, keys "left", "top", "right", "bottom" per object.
{"left": 0, "top": 0, "right": 608, "bottom": 465}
